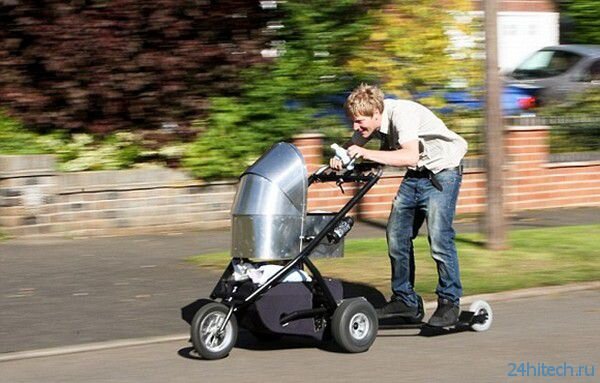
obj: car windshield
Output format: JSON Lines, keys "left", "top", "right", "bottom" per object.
{"left": 512, "top": 50, "right": 583, "bottom": 80}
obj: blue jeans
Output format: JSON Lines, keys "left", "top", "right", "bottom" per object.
{"left": 386, "top": 167, "right": 463, "bottom": 306}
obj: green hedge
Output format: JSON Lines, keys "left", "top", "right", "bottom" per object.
{"left": 0, "top": 110, "right": 48, "bottom": 155}
{"left": 1, "top": 110, "right": 189, "bottom": 171}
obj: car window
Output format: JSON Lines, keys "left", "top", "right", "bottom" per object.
{"left": 512, "top": 50, "right": 583, "bottom": 80}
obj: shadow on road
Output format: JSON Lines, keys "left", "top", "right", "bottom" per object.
{"left": 377, "top": 324, "right": 474, "bottom": 338}
{"left": 177, "top": 330, "right": 340, "bottom": 361}
{"left": 178, "top": 346, "right": 203, "bottom": 361}
{"left": 235, "top": 330, "right": 339, "bottom": 352}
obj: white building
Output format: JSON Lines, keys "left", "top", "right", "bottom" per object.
{"left": 476, "top": 0, "right": 560, "bottom": 72}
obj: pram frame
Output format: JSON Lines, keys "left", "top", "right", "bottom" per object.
{"left": 210, "top": 163, "right": 383, "bottom": 332}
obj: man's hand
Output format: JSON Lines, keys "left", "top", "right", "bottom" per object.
{"left": 329, "top": 157, "right": 344, "bottom": 170}
{"left": 330, "top": 145, "right": 366, "bottom": 170}
{"left": 347, "top": 145, "right": 368, "bottom": 160}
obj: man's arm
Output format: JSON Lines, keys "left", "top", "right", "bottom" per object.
{"left": 347, "top": 139, "right": 419, "bottom": 168}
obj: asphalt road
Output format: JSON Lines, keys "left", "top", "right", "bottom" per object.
{"left": 1, "top": 289, "right": 598, "bottom": 383}
{"left": 0, "top": 224, "right": 388, "bottom": 354}
{"left": 1, "top": 207, "right": 598, "bottom": 354}
{"left": 0, "top": 233, "right": 224, "bottom": 354}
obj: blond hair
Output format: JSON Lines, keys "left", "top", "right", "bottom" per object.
{"left": 344, "top": 83, "right": 384, "bottom": 118}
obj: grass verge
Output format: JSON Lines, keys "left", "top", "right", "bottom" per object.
{"left": 188, "top": 225, "right": 600, "bottom": 300}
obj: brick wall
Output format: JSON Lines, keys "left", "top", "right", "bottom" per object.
{"left": 1, "top": 125, "right": 598, "bottom": 237}
{"left": 504, "top": 126, "right": 600, "bottom": 210}
{"left": 470, "top": 0, "right": 556, "bottom": 12}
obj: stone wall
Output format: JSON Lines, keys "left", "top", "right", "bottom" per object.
{"left": 0, "top": 156, "right": 235, "bottom": 237}
{"left": 1, "top": 125, "right": 598, "bottom": 237}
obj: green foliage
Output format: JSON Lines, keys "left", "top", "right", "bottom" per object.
{"left": 34, "top": 132, "right": 144, "bottom": 171}
{"left": 0, "top": 110, "right": 48, "bottom": 154}
{"left": 1, "top": 111, "right": 165, "bottom": 171}
{"left": 560, "top": 0, "right": 600, "bottom": 44}
{"left": 538, "top": 88, "right": 600, "bottom": 153}
{"left": 4, "top": 1, "right": 487, "bottom": 178}
{"left": 183, "top": 0, "right": 487, "bottom": 179}
{"left": 442, "top": 109, "right": 484, "bottom": 156}
{"left": 539, "top": 87, "right": 600, "bottom": 116}
{"left": 345, "top": 0, "right": 485, "bottom": 158}
{"left": 346, "top": 0, "right": 483, "bottom": 96}
{"left": 183, "top": 96, "right": 314, "bottom": 179}
{"left": 184, "top": 0, "right": 376, "bottom": 180}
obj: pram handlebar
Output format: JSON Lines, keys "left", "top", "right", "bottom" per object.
{"left": 308, "top": 162, "right": 382, "bottom": 185}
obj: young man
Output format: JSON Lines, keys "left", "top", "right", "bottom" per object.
{"left": 330, "top": 84, "right": 467, "bottom": 327}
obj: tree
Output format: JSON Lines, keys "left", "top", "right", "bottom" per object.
{"left": 559, "top": 0, "right": 600, "bottom": 44}
{"left": 344, "top": 0, "right": 485, "bottom": 156}
{"left": 346, "top": 0, "right": 483, "bottom": 100}
{"left": 0, "top": 1, "right": 270, "bottom": 134}
{"left": 184, "top": 0, "right": 379, "bottom": 179}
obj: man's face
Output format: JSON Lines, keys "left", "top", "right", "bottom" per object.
{"left": 351, "top": 110, "right": 382, "bottom": 138}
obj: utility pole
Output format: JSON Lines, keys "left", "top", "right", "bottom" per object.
{"left": 484, "top": 0, "right": 507, "bottom": 249}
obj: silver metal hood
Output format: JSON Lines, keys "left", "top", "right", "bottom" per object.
{"left": 231, "top": 143, "right": 307, "bottom": 260}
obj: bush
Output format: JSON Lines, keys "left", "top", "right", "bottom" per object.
{"left": 560, "top": 0, "right": 600, "bottom": 44}
{"left": 38, "top": 131, "right": 191, "bottom": 171}
{"left": 1, "top": 110, "right": 186, "bottom": 171}
{"left": 183, "top": 0, "right": 377, "bottom": 180}
{"left": 183, "top": 96, "right": 317, "bottom": 179}
{"left": 39, "top": 132, "right": 141, "bottom": 171}
{"left": 537, "top": 87, "right": 600, "bottom": 120}
{"left": 0, "top": 1, "right": 271, "bottom": 134}
{"left": 0, "top": 110, "right": 48, "bottom": 154}
{"left": 538, "top": 88, "right": 600, "bottom": 153}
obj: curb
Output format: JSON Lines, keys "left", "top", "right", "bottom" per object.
{"left": 0, "top": 334, "right": 189, "bottom": 363}
{"left": 1, "top": 281, "right": 599, "bottom": 363}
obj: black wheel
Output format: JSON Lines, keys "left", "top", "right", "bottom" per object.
{"left": 190, "top": 302, "right": 238, "bottom": 360}
{"left": 331, "top": 298, "right": 378, "bottom": 353}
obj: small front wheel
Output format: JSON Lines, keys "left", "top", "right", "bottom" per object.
{"left": 190, "top": 302, "right": 238, "bottom": 360}
{"left": 469, "top": 300, "right": 493, "bottom": 332}
{"left": 331, "top": 298, "right": 378, "bottom": 353}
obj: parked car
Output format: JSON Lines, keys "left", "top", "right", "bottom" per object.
{"left": 504, "top": 45, "right": 600, "bottom": 107}
{"left": 436, "top": 86, "right": 537, "bottom": 116}
{"left": 310, "top": 86, "right": 538, "bottom": 121}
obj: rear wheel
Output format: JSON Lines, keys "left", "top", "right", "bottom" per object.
{"left": 469, "top": 300, "right": 493, "bottom": 332}
{"left": 190, "top": 302, "right": 238, "bottom": 360}
{"left": 331, "top": 298, "right": 378, "bottom": 353}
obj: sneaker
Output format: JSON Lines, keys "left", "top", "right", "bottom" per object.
{"left": 377, "top": 295, "right": 425, "bottom": 322}
{"left": 427, "top": 298, "right": 460, "bottom": 327}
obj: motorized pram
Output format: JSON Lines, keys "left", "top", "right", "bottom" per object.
{"left": 182, "top": 142, "right": 492, "bottom": 360}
